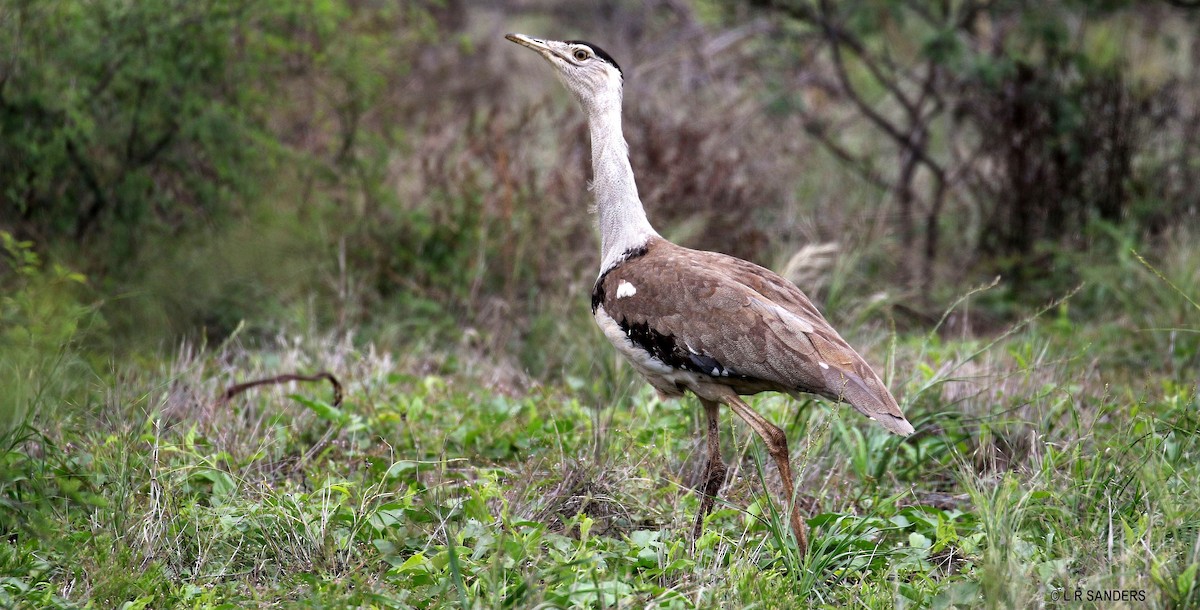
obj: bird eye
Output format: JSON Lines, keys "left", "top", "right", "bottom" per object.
{"left": 573, "top": 48, "right": 590, "bottom": 61}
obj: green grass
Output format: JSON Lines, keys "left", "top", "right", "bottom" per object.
{"left": 3, "top": 222, "right": 1198, "bottom": 610}
{"left": 3, "top": 250, "right": 1198, "bottom": 609}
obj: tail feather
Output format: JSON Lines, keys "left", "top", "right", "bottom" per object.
{"left": 820, "top": 365, "right": 914, "bottom": 436}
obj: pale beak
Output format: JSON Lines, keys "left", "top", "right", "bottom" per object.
{"left": 505, "top": 33, "right": 553, "bottom": 56}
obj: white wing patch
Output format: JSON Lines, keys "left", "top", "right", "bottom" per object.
{"left": 616, "top": 280, "right": 637, "bottom": 298}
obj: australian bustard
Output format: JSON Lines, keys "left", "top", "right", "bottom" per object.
{"left": 506, "top": 33, "right": 913, "bottom": 552}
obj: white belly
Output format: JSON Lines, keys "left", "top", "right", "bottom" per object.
{"left": 593, "top": 305, "right": 708, "bottom": 398}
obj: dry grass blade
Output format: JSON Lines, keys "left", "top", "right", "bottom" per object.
{"left": 1132, "top": 248, "right": 1200, "bottom": 313}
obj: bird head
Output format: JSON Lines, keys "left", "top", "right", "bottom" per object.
{"left": 505, "top": 34, "right": 624, "bottom": 112}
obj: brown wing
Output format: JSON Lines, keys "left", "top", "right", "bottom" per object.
{"left": 597, "top": 238, "right": 913, "bottom": 435}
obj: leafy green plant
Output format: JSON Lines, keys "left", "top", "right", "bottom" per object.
{"left": 1, "top": 1, "right": 271, "bottom": 251}
{"left": 0, "top": 231, "right": 94, "bottom": 433}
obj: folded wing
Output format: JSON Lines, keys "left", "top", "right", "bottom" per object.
{"left": 596, "top": 239, "right": 913, "bottom": 435}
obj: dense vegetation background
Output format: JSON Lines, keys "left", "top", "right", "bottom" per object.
{"left": 2, "top": 0, "right": 1198, "bottom": 607}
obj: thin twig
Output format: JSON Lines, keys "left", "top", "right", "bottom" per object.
{"left": 217, "top": 372, "right": 344, "bottom": 407}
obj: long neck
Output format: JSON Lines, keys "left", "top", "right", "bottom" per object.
{"left": 584, "top": 92, "right": 658, "bottom": 275}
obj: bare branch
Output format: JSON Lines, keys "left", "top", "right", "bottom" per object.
{"left": 816, "top": 0, "right": 920, "bottom": 118}
{"left": 68, "top": 138, "right": 110, "bottom": 240}
{"left": 218, "top": 372, "right": 344, "bottom": 408}
{"left": 800, "top": 119, "right": 896, "bottom": 193}
{"left": 811, "top": 0, "right": 947, "bottom": 179}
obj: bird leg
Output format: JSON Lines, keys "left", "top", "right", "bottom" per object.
{"left": 693, "top": 398, "right": 728, "bottom": 540}
{"left": 723, "top": 394, "right": 809, "bottom": 553}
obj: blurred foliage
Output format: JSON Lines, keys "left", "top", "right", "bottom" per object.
{"left": 752, "top": 0, "right": 1200, "bottom": 298}
{"left": 1, "top": 0, "right": 272, "bottom": 260}
{"left": 0, "top": 231, "right": 95, "bottom": 436}
{"left": 0, "top": 0, "right": 1196, "bottom": 363}
{"left": 0, "top": 0, "right": 444, "bottom": 343}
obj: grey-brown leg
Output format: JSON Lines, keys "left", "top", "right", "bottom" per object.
{"left": 723, "top": 395, "right": 809, "bottom": 553}
{"left": 692, "top": 398, "right": 728, "bottom": 540}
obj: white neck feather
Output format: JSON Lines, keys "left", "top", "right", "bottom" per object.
{"left": 583, "top": 88, "right": 659, "bottom": 275}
